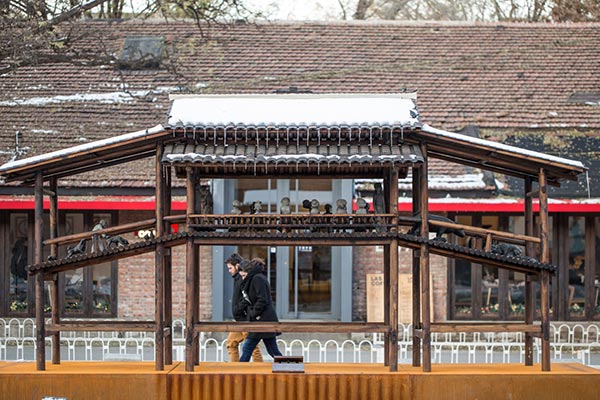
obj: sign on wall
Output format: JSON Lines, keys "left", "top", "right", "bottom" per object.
{"left": 367, "top": 273, "right": 433, "bottom": 324}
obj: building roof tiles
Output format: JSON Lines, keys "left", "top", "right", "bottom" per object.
{"left": 0, "top": 20, "right": 598, "bottom": 189}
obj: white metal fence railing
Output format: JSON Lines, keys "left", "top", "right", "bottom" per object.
{"left": 0, "top": 319, "right": 598, "bottom": 367}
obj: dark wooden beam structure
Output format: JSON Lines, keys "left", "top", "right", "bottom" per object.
{"left": 1, "top": 95, "right": 586, "bottom": 373}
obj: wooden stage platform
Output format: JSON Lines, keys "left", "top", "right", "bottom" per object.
{"left": 1, "top": 361, "right": 598, "bottom": 400}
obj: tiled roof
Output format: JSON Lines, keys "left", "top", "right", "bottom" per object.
{"left": 1, "top": 20, "right": 598, "bottom": 189}
{"left": 163, "top": 141, "right": 423, "bottom": 176}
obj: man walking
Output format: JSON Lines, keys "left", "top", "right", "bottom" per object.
{"left": 225, "top": 253, "right": 263, "bottom": 362}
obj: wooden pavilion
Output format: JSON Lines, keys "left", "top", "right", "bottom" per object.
{"left": 0, "top": 93, "right": 586, "bottom": 373}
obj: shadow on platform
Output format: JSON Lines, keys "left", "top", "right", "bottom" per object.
{"left": 1, "top": 361, "right": 598, "bottom": 400}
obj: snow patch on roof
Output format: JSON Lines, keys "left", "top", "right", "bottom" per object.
{"left": 31, "top": 129, "right": 57, "bottom": 134}
{"left": 399, "top": 173, "right": 487, "bottom": 191}
{"left": 0, "top": 87, "right": 180, "bottom": 107}
{"left": 356, "top": 173, "right": 488, "bottom": 192}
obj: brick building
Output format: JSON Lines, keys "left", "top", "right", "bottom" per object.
{"left": 1, "top": 20, "right": 599, "bottom": 322}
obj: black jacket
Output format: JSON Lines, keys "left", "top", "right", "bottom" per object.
{"left": 231, "top": 272, "right": 247, "bottom": 321}
{"left": 240, "top": 265, "right": 279, "bottom": 339}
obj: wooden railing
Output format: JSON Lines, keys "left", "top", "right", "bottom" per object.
{"left": 429, "top": 219, "right": 540, "bottom": 248}
{"left": 43, "top": 218, "right": 156, "bottom": 247}
{"left": 188, "top": 213, "right": 397, "bottom": 232}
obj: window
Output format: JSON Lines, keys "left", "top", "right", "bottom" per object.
{"left": 118, "top": 36, "right": 165, "bottom": 70}
{"left": 7, "top": 213, "right": 30, "bottom": 314}
{"left": 568, "top": 216, "right": 585, "bottom": 318}
{"left": 594, "top": 218, "right": 600, "bottom": 318}
{"left": 2, "top": 211, "right": 118, "bottom": 318}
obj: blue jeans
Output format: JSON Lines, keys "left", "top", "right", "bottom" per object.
{"left": 240, "top": 336, "right": 282, "bottom": 362}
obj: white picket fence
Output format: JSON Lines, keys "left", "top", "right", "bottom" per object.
{"left": 0, "top": 318, "right": 598, "bottom": 367}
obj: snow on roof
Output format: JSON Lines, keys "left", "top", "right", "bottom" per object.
{"left": 0, "top": 87, "right": 181, "bottom": 107}
{"left": 167, "top": 94, "right": 421, "bottom": 127}
{"left": 0, "top": 125, "right": 165, "bottom": 173}
{"left": 421, "top": 124, "right": 586, "bottom": 170}
{"left": 356, "top": 173, "right": 489, "bottom": 191}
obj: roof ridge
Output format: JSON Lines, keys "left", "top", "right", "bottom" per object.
{"left": 83, "top": 18, "right": 600, "bottom": 28}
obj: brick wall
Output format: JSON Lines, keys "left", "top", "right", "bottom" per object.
{"left": 352, "top": 246, "right": 448, "bottom": 322}
{"left": 115, "top": 210, "right": 448, "bottom": 321}
{"left": 116, "top": 210, "right": 212, "bottom": 320}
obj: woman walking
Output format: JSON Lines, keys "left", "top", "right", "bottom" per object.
{"left": 238, "top": 258, "right": 283, "bottom": 362}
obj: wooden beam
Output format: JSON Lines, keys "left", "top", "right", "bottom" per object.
{"left": 471, "top": 217, "right": 483, "bottom": 321}
{"left": 524, "top": 177, "right": 534, "bottom": 366}
{"left": 46, "top": 321, "right": 155, "bottom": 333}
{"left": 390, "top": 238, "right": 399, "bottom": 372}
{"left": 383, "top": 173, "right": 390, "bottom": 367}
{"left": 383, "top": 243, "right": 390, "bottom": 367}
{"left": 389, "top": 167, "right": 399, "bottom": 372}
{"left": 49, "top": 177, "right": 60, "bottom": 365}
{"left": 44, "top": 218, "right": 156, "bottom": 246}
{"left": 191, "top": 236, "right": 396, "bottom": 246}
{"left": 185, "top": 166, "right": 196, "bottom": 372}
{"left": 419, "top": 143, "right": 431, "bottom": 373}
{"left": 164, "top": 165, "right": 173, "bottom": 366}
{"left": 428, "top": 220, "right": 541, "bottom": 245}
{"left": 155, "top": 143, "right": 165, "bottom": 371}
{"left": 185, "top": 236, "right": 195, "bottom": 372}
{"left": 193, "top": 322, "right": 391, "bottom": 333}
{"left": 3, "top": 129, "right": 172, "bottom": 183}
{"left": 539, "top": 168, "right": 551, "bottom": 372}
{"left": 34, "top": 172, "right": 45, "bottom": 371}
{"left": 38, "top": 241, "right": 172, "bottom": 276}
{"left": 411, "top": 165, "right": 421, "bottom": 367}
{"left": 431, "top": 323, "right": 542, "bottom": 334}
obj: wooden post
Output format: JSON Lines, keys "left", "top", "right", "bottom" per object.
{"left": 185, "top": 167, "right": 196, "bottom": 371}
{"left": 389, "top": 167, "right": 399, "bottom": 372}
{"left": 164, "top": 165, "right": 173, "bottom": 365}
{"left": 382, "top": 172, "right": 390, "bottom": 366}
{"left": 471, "top": 216, "right": 483, "bottom": 320}
{"left": 419, "top": 143, "right": 431, "bottom": 372}
{"left": 539, "top": 168, "right": 551, "bottom": 371}
{"left": 498, "top": 216, "right": 509, "bottom": 319}
{"left": 154, "top": 144, "right": 165, "bottom": 371}
{"left": 411, "top": 165, "right": 421, "bottom": 367}
{"left": 49, "top": 177, "right": 60, "bottom": 365}
{"left": 524, "top": 177, "right": 534, "bottom": 366}
{"left": 192, "top": 172, "right": 201, "bottom": 365}
{"left": 193, "top": 243, "right": 200, "bottom": 366}
{"left": 383, "top": 244, "right": 390, "bottom": 367}
{"left": 185, "top": 236, "right": 195, "bottom": 372}
{"left": 34, "top": 172, "right": 45, "bottom": 371}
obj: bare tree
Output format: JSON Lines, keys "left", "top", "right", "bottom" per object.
{"left": 353, "top": 0, "right": 375, "bottom": 19}
{"left": 551, "top": 0, "right": 600, "bottom": 21}
{"left": 0, "top": 0, "right": 258, "bottom": 73}
{"left": 349, "top": 0, "right": 568, "bottom": 21}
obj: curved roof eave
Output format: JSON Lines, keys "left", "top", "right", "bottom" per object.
{"left": 0, "top": 125, "right": 168, "bottom": 184}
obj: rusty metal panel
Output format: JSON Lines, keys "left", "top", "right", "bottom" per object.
{"left": 1, "top": 362, "right": 600, "bottom": 400}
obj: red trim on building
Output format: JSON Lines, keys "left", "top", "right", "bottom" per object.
{"left": 0, "top": 196, "right": 187, "bottom": 211}
{"left": 0, "top": 196, "right": 598, "bottom": 213}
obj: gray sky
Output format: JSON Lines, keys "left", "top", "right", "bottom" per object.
{"left": 245, "top": 0, "right": 351, "bottom": 20}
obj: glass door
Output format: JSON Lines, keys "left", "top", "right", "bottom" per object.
{"left": 230, "top": 178, "right": 342, "bottom": 319}
{"left": 289, "top": 245, "right": 332, "bottom": 314}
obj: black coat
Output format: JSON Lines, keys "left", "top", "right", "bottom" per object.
{"left": 240, "top": 266, "right": 279, "bottom": 339}
{"left": 231, "top": 272, "right": 247, "bottom": 321}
